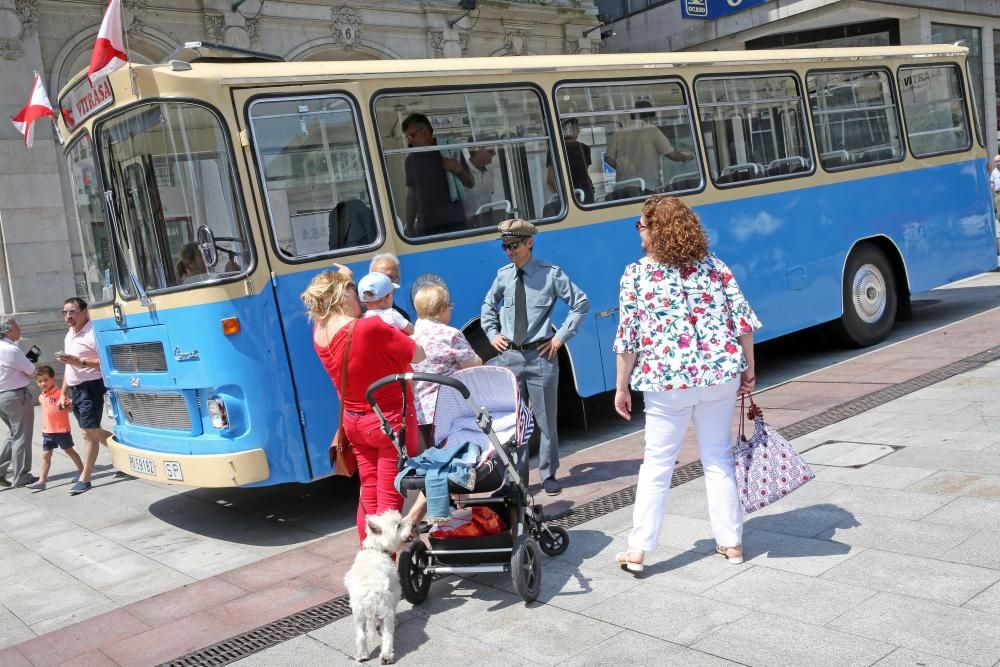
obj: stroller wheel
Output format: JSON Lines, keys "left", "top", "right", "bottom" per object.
{"left": 511, "top": 535, "right": 542, "bottom": 603}
{"left": 538, "top": 525, "right": 569, "bottom": 556}
{"left": 398, "top": 541, "right": 432, "bottom": 605}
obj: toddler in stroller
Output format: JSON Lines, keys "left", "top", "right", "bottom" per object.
{"left": 365, "top": 365, "right": 569, "bottom": 603}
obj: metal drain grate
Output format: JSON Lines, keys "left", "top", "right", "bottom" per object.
{"left": 160, "top": 596, "right": 352, "bottom": 667}
{"left": 162, "top": 344, "right": 1000, "bottom": 666}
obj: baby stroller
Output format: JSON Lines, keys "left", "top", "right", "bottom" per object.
{"left": 365, "top": 366, "right": 569, "bottom": 604}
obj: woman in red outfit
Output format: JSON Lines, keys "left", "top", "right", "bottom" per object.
{"left": 302, "top": 269, "right": 426, "bottom": 543}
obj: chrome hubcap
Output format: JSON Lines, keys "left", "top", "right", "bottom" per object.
{"left": 852, "top": 263, "right": 886, "bottom": 324}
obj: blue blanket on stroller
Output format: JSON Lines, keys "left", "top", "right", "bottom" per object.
{"left": 394, "top": 441, "right": 482, "bottom": 521}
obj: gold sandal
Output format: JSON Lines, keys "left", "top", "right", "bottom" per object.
{"left": 615, "top": 549, "right": 645, "bottom": 573}
{"left": 716, "top": 545, "right": 744, "bottom": 564}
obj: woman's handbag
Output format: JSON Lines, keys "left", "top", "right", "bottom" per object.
{"left": 330, "top": 320, "right": 358, "bottom": 476}
{"left": 734, "top": 395, "right": 815, "bottom": 514}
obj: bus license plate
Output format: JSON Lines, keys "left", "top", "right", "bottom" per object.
{"left": 128, "top": 454, "right": 156, "bottom": 476}
{"left": 163, "top": 461, "right": 183, "bottom": 481}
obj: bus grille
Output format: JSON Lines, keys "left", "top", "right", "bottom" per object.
{"left": 109, "top": 342, "right": 168, "bottom": 373}
{"left": 118, "top": 392, "right": 192, "bottom": 430}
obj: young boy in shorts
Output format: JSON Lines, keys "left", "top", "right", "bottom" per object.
{"left": 27, "top": 366, "right": 84, "bottom": 491}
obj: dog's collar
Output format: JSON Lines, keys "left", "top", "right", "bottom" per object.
{"left": 362, "top": 545, "right": 393, "bottom": 555}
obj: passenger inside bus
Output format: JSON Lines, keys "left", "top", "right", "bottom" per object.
{"left": 328, "top": 199, "right": 377, "bottom": 250}
{"left": 176, "top": 242, "right": 208, "bottom": 284}
{"left": 402, "top": 113, "right": 474, "bottom": 237}
{"left": 462, "top": 147, "right": 508, "bottom": 228}
{"left": 605, "top": 101, "right": 694, "bottom": 198}
{"left": 546, "top": 118, "right": 594, "bottom": 205}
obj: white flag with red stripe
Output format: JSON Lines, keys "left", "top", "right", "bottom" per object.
{"left": 88, "top": 0, "right": 128, "bottom": 83}
{"left": 10, "top": 74, "right": 55, "bottom": 148}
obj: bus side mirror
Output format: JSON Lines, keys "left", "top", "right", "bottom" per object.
{"left": 196, "top": 225, "right": 219, "bottom": 269}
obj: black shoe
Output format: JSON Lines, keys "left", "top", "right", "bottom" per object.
{"left": 543, "top": 477, "right": 562, "bottom": 496}
{"left": 13, "top": 475, "right": 39, "bottom": 488}
{"left": 0, "top": 477, "right": 10, "bottom": 488}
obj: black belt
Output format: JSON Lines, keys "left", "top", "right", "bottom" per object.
{"left": 507, "top": 338, "right": 550, "bottom": 351}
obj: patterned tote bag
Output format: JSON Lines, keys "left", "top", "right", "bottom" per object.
{"left": 734, "top": 396, "right": 815, "bottom": 515}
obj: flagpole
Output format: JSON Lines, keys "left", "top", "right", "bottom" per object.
{"left": 119, "top": 0, "right": 138, "bottom": 99}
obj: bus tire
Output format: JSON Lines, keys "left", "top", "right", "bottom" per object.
{"left": 835, "top": 244, "right": 897, "bottom": 347}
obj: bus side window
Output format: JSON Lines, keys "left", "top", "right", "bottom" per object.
{"left": 897, "top": 65, "right": 971, "bottom": 158}
{"left": 248, "top": 95, "right": 381, "bottom": 260}
{"left": 554, "top": 79, "right": 702, "bottom": 207}
{"left": 808, "top": 69, "right": 904, "bottom": 172}
{"left": 696, "top": 75, "right": 813, "bottom": 187}
{"left": 374, "top": 87, "right": 562, "bottom": 240}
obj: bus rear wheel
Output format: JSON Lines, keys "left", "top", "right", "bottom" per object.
{"left": 835, "top": 244, "right": 897, "bottom": 347}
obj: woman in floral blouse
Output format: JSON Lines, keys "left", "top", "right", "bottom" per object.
{"left": 613, "top": 195, "right": 761, "bottom": 573}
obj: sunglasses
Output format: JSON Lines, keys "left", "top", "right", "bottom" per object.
{"left": 634, "top": 222, "right": 648, "bottom": 231}
{"left": 502, "top": 241, "right": 523, "bottom": 252}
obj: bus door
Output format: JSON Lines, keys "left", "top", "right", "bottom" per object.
{"left": 233, "top": 83, "right": 384, "bottom": 479}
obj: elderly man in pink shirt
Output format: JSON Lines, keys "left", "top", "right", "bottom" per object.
{"left": 56, "top": 298, "right": 116, "bottom": 495}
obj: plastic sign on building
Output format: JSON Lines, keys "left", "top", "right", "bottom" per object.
{"left": 682, "top": 0, "right": 773, "bottom": 20}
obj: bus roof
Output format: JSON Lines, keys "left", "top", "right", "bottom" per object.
{"left": 61, "top": 43, "right": 968, "bottom": 100}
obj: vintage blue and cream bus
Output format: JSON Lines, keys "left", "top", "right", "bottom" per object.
{"left": 58, "top": 43, "right": 995, "bottom": 487}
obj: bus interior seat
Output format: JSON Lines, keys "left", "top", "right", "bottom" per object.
{"left": 328, "top": 199, "right": 376, "bottom": 250}
{"left": 717, "top": 163, "right": 762, "bottom": 184}
{"left": 820, "top": 150, "right": 850, "bottom": 169}
{"left": 766, "top": 156, "right": 808, "bottom": 176}
{"left": 665, "top": 171, "right": 700, "bottom": 191}
{"left": 857, "top": 145, "right": 900, "bottom": 163}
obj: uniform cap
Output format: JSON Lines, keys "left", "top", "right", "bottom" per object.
{"left": 498, "top": 218, "right": 537, "bottom": 238}
{"left": 357, "top": 272, "right": 400, "bottom": 303}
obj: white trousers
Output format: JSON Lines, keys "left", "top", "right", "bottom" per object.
{"left": 628, "top": 379, "right": 743, "bottom": 553}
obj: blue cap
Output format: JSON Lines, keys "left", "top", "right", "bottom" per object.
{"left": 358, "top": 272, "right": 400, "bottom": 303}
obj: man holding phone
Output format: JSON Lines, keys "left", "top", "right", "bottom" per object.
{"left": 57, "top": 298, "right": 115, "bottom": 495}
{"left": 0, "top": 315, "right": 37, "bottom": 488}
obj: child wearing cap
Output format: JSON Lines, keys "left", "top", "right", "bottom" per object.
{"left": 358, "top": 272, "right": 415, "bottom": 336}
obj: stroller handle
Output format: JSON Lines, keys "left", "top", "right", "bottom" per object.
{"left": 366, "top": 372, "right": 471, "bottom": 408}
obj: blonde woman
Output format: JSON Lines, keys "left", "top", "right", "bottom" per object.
{"left": 613, "top": 196, "right": 761, "bottom": 573}
{"left": 412, "top": 284, "right": 482, "bottom": 441}
{"left": 302, "top": 268, "right": 426, "bottom": 544}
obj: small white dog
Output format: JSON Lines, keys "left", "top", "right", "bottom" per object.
{"left": 344, "top": 509, "right": 414, "bottom": 664}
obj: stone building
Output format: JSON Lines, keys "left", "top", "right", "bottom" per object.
{"left": 599, "top": 0, "right": 1000, "bottom": 155}
{"left": 0, "top": 0, "right": 598, "bottom": 359}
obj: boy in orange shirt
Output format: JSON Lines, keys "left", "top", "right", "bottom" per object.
{"left": 27, "top": 366, "right": 83, "bottom": 491}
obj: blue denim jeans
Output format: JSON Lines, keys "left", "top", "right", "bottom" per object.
{"left": 395, "top": 441, "right": 482, "bottom": 521}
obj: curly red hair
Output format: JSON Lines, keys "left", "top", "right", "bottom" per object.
{"left": 641, "top": 195, "right": 709, "bottom": 266}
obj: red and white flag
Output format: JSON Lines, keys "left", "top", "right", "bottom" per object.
{"left": 10, "top": 74, "right": 55, "bottom": 148}
{"left": 88, "top": 0, "right": 128, "bottom": 83}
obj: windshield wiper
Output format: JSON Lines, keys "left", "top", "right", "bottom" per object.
{"left": 104, "top": 189, "right": 152, "bottom": 308}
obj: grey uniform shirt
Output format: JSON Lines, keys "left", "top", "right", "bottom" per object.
{"left": 481, "top": 255, "right": 590, "bottom": 345}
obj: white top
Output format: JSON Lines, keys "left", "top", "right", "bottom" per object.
{"left": 362, "top": 307, "right": 409, "bottom": 331}
{"left": 463, "top": 163, "right": 501, "bottom": 218}
{"left": 63, "top": 321, "right": 103, "bottom": 387}
{"left": 606, "top": 121, "right": 674, "bottom": 192}
{"left": 990, "top": 167, "right": 1000, "bottom": 193}
{"left": 0, "top": 337, "right": 34, "bottom": 391}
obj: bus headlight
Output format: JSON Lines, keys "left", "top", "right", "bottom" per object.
{"left": 207, "top": 396, "right": 230, "bottom": 430}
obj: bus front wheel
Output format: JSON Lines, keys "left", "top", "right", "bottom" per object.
{"left": 835, "top": 244, "right": 897, "bottom": 347}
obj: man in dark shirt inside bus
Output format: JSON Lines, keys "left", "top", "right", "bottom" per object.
{"left": 402, "top": 113, "right": 474, "bottom": 237}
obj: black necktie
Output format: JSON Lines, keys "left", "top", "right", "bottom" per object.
{"left": 514, "top": 268, "right": 528, "bottom": 345}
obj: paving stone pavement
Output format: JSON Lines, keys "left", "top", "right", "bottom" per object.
{"left": 220, "top": 359, "right": 1000, "bottom": 666}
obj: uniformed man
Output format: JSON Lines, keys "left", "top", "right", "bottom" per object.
{"left": 481, "top": 219, "right": 589, "bottom": 496}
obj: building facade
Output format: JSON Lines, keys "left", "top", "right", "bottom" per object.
{"left": 0, "top": 0, "right": 598, "bottom": 359}
{"left": 600, "top": 0, "right": 1000, "bottom": 155}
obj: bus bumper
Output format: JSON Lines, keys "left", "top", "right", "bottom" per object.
{"left": 108, "top": 437, "right": 270, "bottom": 487}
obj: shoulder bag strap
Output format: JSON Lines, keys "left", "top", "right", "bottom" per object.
{"left": 338, "top": 320, "right": 357, "bottom": 421}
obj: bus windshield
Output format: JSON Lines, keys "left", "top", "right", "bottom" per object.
{"left": 98, "top": 102, "right": 251, "bottom": 295}
{"left": 66, "top": 135, "right": 116, "bottom": 305}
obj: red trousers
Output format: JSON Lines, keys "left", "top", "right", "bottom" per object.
{"left": 343, "top": 407, "right": 418, "bottom": 544}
